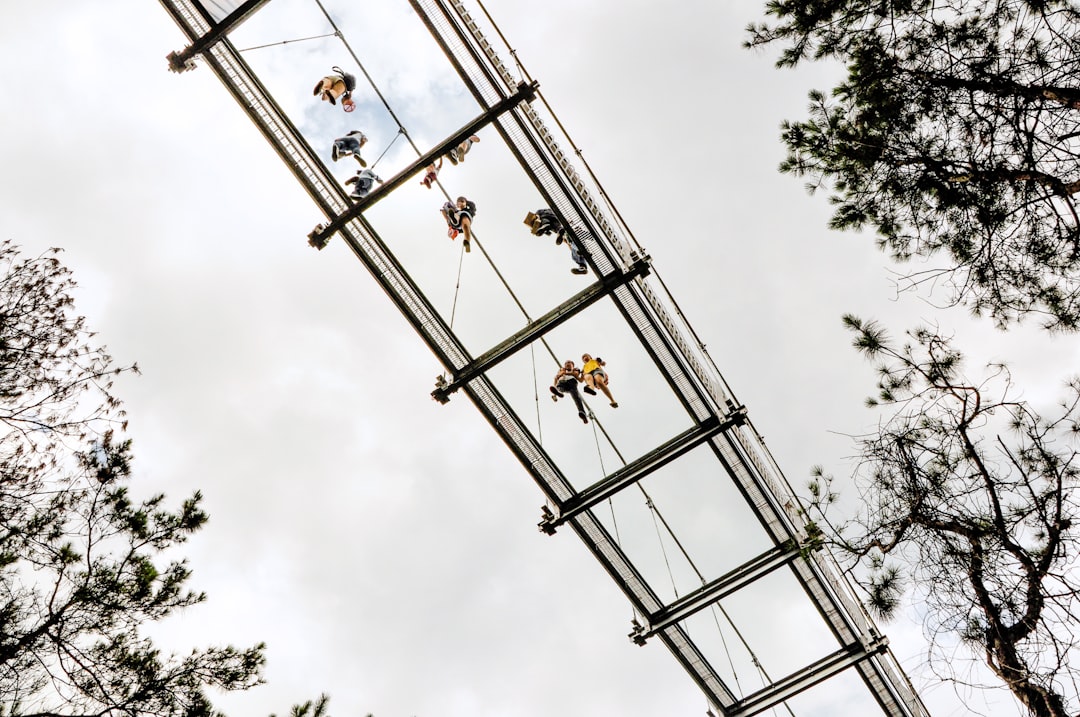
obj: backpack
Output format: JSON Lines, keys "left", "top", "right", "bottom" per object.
{"left": 332, "top": 66, "right": 356, "bottom": 94}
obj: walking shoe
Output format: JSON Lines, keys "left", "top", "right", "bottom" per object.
{"left": 610, "top": 402, "right": 619, "bottom": 408}
{"left": 463, "top": 239, "right": 471, "bottom": 253}
{"left": 583, "top": 386, "right": 597, "bottom": 396}
{"left": 549, "top": 386, "right": 562, "bottom": 401}
{"left": 448, "top": 228, "right": 458, "bottom": 239}
{"left": 555, "top": 232, "right": 565, "bottom": 245}
{"left": 578, "top": 411, "right": 588, "bottom": 424}
{"left": 356, "top": 155, "right": 368, "bottom": 167}
{"left": 331, "top": 145, "right": 340, "bottom": 162}
{"left": 571, "top": 266, "right": 588, "bottom": 275}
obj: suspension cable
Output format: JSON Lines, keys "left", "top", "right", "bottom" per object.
{"left": 531, "top": 344, "right": 543, "bottom": 444}
{"left": 369, "top": 129, "right": 405, "bottom": 170}
{"left": 447, "top": 242, "right": 467, "bottom": 330}
{"left": 237, "top": 31, "right": 339, "bottom": 53}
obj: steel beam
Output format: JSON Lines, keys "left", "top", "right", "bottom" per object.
{"left": 430, "top": 256, "right": 651, "bottom": 403}
{"left": 629, "top": 541, "right": 802, "bottom": 644}
{"left": 728, "top": 637, "right": 890, "bottom": 717}
{"left": 539, "top": 408, "right": 747, "bottom": 533}
{"left": 309, "top": 81, "right": 538, "bottom": 249}
{"left": 167, "top": 0, "right": 271, "bottom": 72}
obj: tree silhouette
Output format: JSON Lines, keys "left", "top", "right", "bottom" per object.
{"left": 0, "top": 242, "right": 266, "bottom": 716}
{"left": 748, "top": 0, "right": 1080, "bottom": 329}
{"left": 805, "top": 315, "right": 1080, "bottom": 717}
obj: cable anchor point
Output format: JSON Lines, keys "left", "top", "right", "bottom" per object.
{"left": 538, "top": 505, "right": 556, "bottom": 535}
{"left": 629, "top": 618, "right": 648, "bottom": 646}
{"left": 432, "top": 374, "right": 451, "bottom": 404}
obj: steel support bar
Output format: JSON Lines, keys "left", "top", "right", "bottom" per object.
{"left": 431, "top": 256, "right": 652, "bottom": 403}
{"left": 630, "top": 542, "right": 801, "bottom": 644}
{"left": 728, "top": 637, "right": 890, "bottom": 717}
{"left": 309, "top": 81, "right": 538, "bottom": 249}
{"left": 540, "top": 407, "right": 747, "bottom": 534}
{"left": 167, "top": 0, "right": 271, "bottom": 72}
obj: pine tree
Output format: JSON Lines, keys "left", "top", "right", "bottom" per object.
{"left": 805, "top": 315, "right": 1080, "bottom": 717}
{"left": 0, "top": 242, "right": 266, "bottom": 716}
{"left": 748, "top": 0, "right": 1080, "bottom": 329}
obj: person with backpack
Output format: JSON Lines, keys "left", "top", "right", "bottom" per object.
{"left": 441, "top": 196, "right": 476, "bottom": 253}
{"left": 524, "top": 208, "right": 589, "bottom": 275}
{"left": 313, "top": 66, "right": 357, "bottom": 112}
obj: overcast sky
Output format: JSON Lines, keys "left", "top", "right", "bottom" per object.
{"left": 3, "top": 1, "right": 1078, "bottom": 716}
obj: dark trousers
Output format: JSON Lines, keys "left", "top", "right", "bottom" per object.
{"left": 557, "top": 378, "right": 586, "bottom": 414}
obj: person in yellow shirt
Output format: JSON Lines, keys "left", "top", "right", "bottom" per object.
{"left": 581, "top": 353, "right": 618, "bottom": 408}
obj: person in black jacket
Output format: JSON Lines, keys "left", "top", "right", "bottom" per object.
{"left": 441, "top": 196, "right": 476, "bottom": 253}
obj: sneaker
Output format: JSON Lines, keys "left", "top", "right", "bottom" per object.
{"left": 555, "top": 232, "right": 565, "bottom": 246}
{"left": 357, "top": 156, "right": 368, "bottom": 167}
{"left": 610, "top": 402, "right": 619, "bottom": 408}
{"left": 549, "top": 386, "right": 563, "bottom": 400}
{"left": 448, "top": 228, "right": 458, "bottom": 239}
{"left": 578, "top": 411, "right": 588, "bottom": 424}
{"left": 583, "top": 386, "right": 597, "bottom": 396}
{"left": 464, "top": 239, "right": 471, "bottom": 253}
{"left": 331, "top": 145, "right": 340, "bottom": 162}
{"left": 571, "top": 266, "right": 588, "bottom": 275}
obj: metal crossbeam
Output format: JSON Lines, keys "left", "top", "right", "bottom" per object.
{"left": 539, "top": 408, "right": 747, "bottom": 533}
{"left": 431, "top": 256, "right": 651, "bottom": 403}
{"left": 729, "top": 638, "right": 890, "bottom": 717}
{"left": 630, "top": 542, "right": 802, "bottom": 645}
